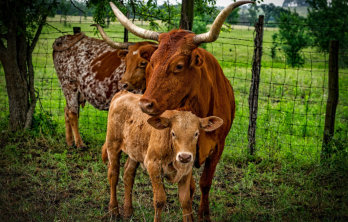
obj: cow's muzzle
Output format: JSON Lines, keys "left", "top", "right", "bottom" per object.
{"left": 139, "top": 98, "right": 162, "bottom": 116}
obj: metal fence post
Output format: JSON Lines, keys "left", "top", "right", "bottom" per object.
{"left": 248, "top": 15, "right": 264, "bottom": 156}
{"left": 322, "top": 40, "right": 339, "bottom": 158}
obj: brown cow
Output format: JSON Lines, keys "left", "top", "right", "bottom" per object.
{"left": 102, "top": 91, "right": 223, "bottom": 221}
{"left": 53, "top": 30, "right": 154, "bottom": 148}
{"left": 108, "top": 1, "right": 253, "bottom": 221}
{"left": 97, "top": 25, "right": 158, "bottom": 92}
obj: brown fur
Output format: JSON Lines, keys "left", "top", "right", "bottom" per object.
{"left": 120, "top": 42, "right": 157, "bottom": 92}
{"left": 139, "top": 29, "right": 235, "bottom": 221}
{"left": 103, "top": 91, "right": 222, "bottom": 221}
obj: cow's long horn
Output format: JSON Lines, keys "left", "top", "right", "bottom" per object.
{"left": 193, "top": 1, "right": 254, "bottom": 44}
{"left": 109, "top": 2, "right": 159, "bottom": 41}
{"left": 91, "top": 24, "right": 133, "bottom": 49}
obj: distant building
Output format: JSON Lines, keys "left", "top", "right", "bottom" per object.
{"left": 283, "top": 0, "right": 309, "bottom": 7}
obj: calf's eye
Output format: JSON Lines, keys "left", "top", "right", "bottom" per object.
{"left": 194, "top": 131, "right": 199, "bottom": 138}
{"left": 171, "top": 131, "right": 176, "bottom": 138}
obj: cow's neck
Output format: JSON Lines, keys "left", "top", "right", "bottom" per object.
{"left": 179, "top": 68, "right": 214, "bottom": 118}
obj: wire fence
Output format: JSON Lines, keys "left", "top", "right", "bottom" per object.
{"left": 0, "top": 18, "right": 347, "bottom": 162}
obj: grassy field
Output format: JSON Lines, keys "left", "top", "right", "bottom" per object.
{"left": 0, "top": 16, "right": 347, "bottom": 221}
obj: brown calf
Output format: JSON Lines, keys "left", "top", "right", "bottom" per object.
{"left": 53, "top": 32, "right": 152, "bottom": 148}
{"left": 102, "top": 91, "right": 223, "bottom": 222}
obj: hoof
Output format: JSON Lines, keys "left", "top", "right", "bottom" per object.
{"left": 76, "top": 142, "right": 88, "bottom": 150}
{"left": 123, "top": 206, "right": 133, "bottom": 218}
{"left": 109, "top": 205, "right": 120, "bottom": 218}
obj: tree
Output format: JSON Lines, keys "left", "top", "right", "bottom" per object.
{"left": 307, "top": 0, "right": 348, "bottom": 52}
{"left": 247, "top": 4, "right": 258, "bottom": 24}
{"left": 180, "top": 0, "right": 194, "bottom": 30}
{"left": 272, "top": 11, "right": 311, "bottom": 67}
{"left": 260, "top": 3, "right": 288, "bottom": 24}
{"left": 88, "top": 0, "right": 218, "bottom": 33}
{"left": 0, "top": 0, "right": 57, "bottom": 131}
{"left": 226, "top": 7, "right": 240, "bottom": 24}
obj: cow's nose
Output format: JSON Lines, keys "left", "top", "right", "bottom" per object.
{"left": 139, "top": 98, "right": 158, "bottom": 115}
{"left": 178, "top": 153, "right": 192, "bottom": 164}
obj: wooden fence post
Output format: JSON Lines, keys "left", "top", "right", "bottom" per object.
{"left": 322, "top": 40, "right": 339, "bottom": 158}
{"left": 73, "top": 27, "right": 81, "bottom": 34}
{"left": 248, "top": 15, "right": 264, "bottom": 156}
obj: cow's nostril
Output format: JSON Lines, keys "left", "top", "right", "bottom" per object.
{"left": 147, "top": 102, "right": 153, "bottom": 109}
{"left": 178, "top": 153, "right": 192, "bottom": 163}
{"left": 121, "top": 83, "right": 128, "bottom": 90}
{"left": 139, "top": 98, "right": 159, "bottom": 115}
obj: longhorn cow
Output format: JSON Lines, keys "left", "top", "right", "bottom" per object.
{"left": 53, "top": 29, "right": 155, "bottom": 148}
{"left": 106, "top": 1, "right": 253, "bottom": 221}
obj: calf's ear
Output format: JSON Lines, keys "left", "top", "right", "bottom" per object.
{"left": 117, "top": 49, "right": 129, "bottom": 58}
{"left": 200, "top": 116, "right": 223, "bottom": 132}
{"left": 147, "top": 117, "right": 171, "bottom": 130}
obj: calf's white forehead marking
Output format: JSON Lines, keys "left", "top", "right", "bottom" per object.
{"left": 132, "top": 50, "right": 138, "bottom": 55}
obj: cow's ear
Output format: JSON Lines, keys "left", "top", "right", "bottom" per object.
{"left": 147, "top": 116, "right": 171, "bottom": 130}
{"left": 200, "top": 116, "right": 223, "bottom": 132}
{"left": 191, "top": 49, "right": 203, "bottom": 67}
{"left": 140, "top": 45, "right": 158, "bottom": 61}
{"left": 117, "top": 49, "right": 128, "bottom": 58}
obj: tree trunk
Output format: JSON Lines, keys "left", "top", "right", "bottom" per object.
{"left": 2, "top": 54, "right": 29, "bottom": 131}
{"left": 180, "top": 0, "right": 194, "bottom": 30}
{"left": 0, "top": 20, "right": 29, "bottom": 131}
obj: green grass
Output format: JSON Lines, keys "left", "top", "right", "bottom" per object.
{"left": 0, "top": 16, "right": 348, "bottom": 221}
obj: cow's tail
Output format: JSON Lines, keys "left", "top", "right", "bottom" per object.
{"left": 101, "top": 144, "right": 108, "bottom": 164}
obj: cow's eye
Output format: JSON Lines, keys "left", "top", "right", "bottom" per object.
{"left": 139, "top": 61, "right": 147, "bottom": 68}
{"left": 171, "top": 131, "right": 176, "bottom": 138}
{"left": 176, "top": 64, "right": 183, "bottom": 70}
{"left": 194, "top": 131, "right": 199, "bottom": 138}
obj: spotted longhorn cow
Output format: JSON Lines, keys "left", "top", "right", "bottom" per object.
{"left": 107, "top": 1, "right": 253, "bottom": 221}
{"left": 53, "top": 30, "right": 155, "bottom": 148}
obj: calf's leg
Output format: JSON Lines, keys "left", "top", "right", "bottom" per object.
{"left": 147, "top": 161, "right": 166, "bottom": 222}
{"left": 179, "top": 172, "right": 194, "bottom": 222}
{"left": 106, "top": 142, "right": 122, "bottom": 216}
{"left": 123, "top": 157, "right": 139, "bottom": 218}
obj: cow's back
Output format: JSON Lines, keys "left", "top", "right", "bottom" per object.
{"left": 53, "top": 33, "right": 125, "bottom": 111}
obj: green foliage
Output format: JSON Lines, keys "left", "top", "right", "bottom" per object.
{"left": 226, "top": 8, "right": 240, "bottom": 24}
{"left": 0, "top": 0, "right": 58, "bottom": 41}
{"left": 247, "top": 4, "right": 259, "bottom": 24}
{"left": 260, "top": 3, "right": 288, "bottom": 25}
{"left": 307, "top": 0, "right": 348, "bottom": 66}
{"left": 272, "top": 11, "right": 312, "bottom": 67}
{"left": 31, "top": 111, "right": 58, "bottom": 136}
{"left": 87, "top": 0, "right": 218, "bottom": 32}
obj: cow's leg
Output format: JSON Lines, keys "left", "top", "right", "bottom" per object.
{"left": 66, "top": 108, "right": 85, "bottom": 148}
{"left": 198, "top": 143, "right": 224, "bottom": 222}
{"left": 64, "top": 107, "right": 74, "bottom": 146}
{"left": 178, "top": 172, "right": 194, "bottom": 222}
{"left": 106, "top": 142, "right": 122, "bottom": 217}
{"left": 123, "top": 157, "right": 139, "bottom": 218}
{"left": 147, "top": 161, "right": 166, "bottom": 222}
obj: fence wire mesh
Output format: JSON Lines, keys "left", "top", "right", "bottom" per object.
{"left": 0, "top": 18, "right": 347, "bottom": 162}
